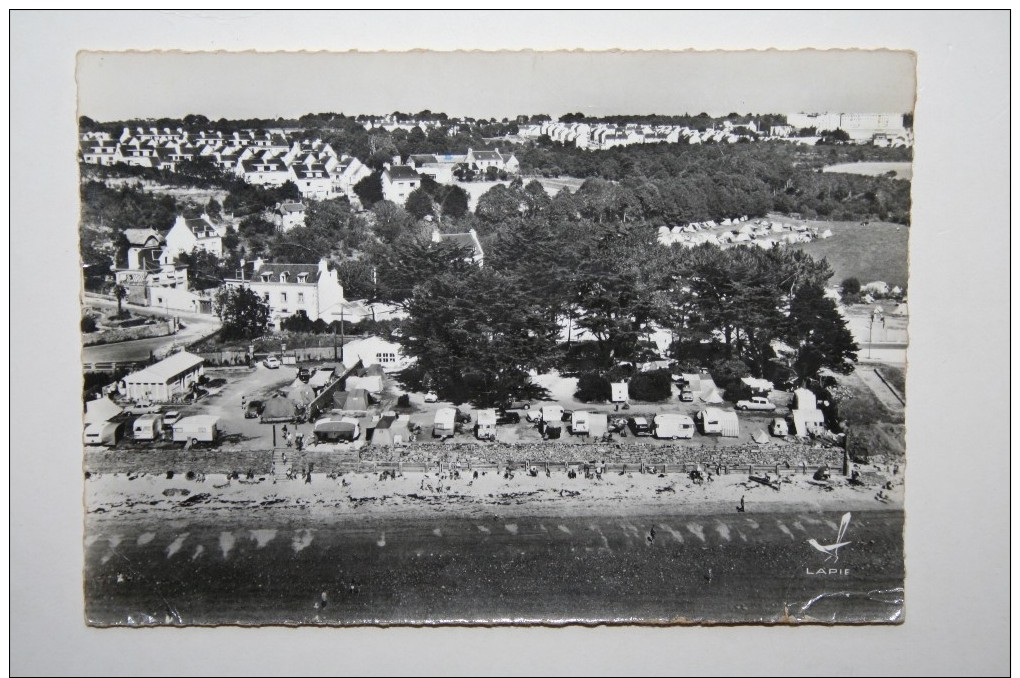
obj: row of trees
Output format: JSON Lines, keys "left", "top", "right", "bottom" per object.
{"left": 517, "top": 140, "right": 912, "bottom": 224}
{"left": 375, "top": 198, "right": 858, "bottom": 405}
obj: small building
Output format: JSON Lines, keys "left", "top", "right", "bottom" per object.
{"left": 165, "top": 214, "right": 225, "bottom": 260}
{"left": 121, "top": 352, "right": 205, "bottom": 402}
{"left": 273, "top": 202, "right": 306, "bottom": 232}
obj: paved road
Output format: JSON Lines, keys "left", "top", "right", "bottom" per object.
{"left": 82, "top": 297, "right": 220, "bottom": 364}
{"left": 84, "top": 507, "right": 903, "bottom": 626}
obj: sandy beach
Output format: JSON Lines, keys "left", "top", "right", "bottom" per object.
{"left": 86, "top": 462, "right": 904, "bottom": 523}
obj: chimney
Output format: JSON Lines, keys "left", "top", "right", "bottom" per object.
{"left": 253, "top": 257, "right": 264, "bottom": 271}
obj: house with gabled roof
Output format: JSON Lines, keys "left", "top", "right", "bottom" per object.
{"left": 331, "top": 156, "right": 371, "bottom": 199}
{"left": 165, "top": 214, "right": 226, "bottom": 259}
{"left": 431, "top": 228, "right": 484, "bottom": 267}
{"left": 237, "top": 153, "right": 291, "bottom": 187}
{"left": 81, "top": 138, "right": 119, "bottom": 165}
{"left": 381, "top": 165, "right": 422, "bottom": 205}
{"left": 290, "top": 161, "right": 333, "bottom": 200}
{"left": 273, "top": 201, "right": 307, "bottom": 232}
{"left": 224, "top": 257, "right": 345, "bottom": 331}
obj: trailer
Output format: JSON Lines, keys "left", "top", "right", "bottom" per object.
{"left": 539, "top": 405, "right": 564, "bottom": 423}
{"left": 474, "top": 409, "right": 497, "bottom": 441}
{"left": 131, "top": 413, "right": 164, "bottom": 441}
{"left": 653, "top": 413, "right": 695, "bottom": 440}
{"left": 83, "top": 420, "right": 125, "bottom": 447}
{"left": 696, "top": 408, "right": 739, "bottom": 437}
{"left": 610, "top": 382, "right": 629, "bottom": 403}
{"left": 570, "top": 410, "right": 591, "bottom": 436}
{"left": 433, "top": 407, "right": 457, "bottom": 438}
{"left": 588, "top": 413, "right": 609, "bottom": 438}
{"left": 172, "top": 415, "right": 219, "bottom": 444}
{"left": 313, "top": 417, "right": 361, "bottom": 443}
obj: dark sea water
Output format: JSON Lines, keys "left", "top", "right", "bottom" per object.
{"left": 85, "top": 509, "right": 903, "bottom": 626}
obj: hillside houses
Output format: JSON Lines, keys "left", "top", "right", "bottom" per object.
{"left": 81, "top": 128, "right": 371, "bottom": 203}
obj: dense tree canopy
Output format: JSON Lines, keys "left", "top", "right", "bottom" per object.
{"left": 215, "top": 286, "right": 272, "bottom": 341}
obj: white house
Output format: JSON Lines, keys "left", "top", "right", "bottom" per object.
{"left": 224, "top": 257, "right": 345, "bottom": 331}
{"left": 431, "top": 228, "right": 484, "bottom": 267}
{"left": 273, "top": 202, "right": 307, "bottom": 232}
{"left": 331, "top": 156, "right": 372, "bottom": 199}
{"left": 165, "top": 214, "right": 225, "bottom": 260}
{"left": 381, "top": 165, "right": 422, "bottom": 205}
{"left": 290, "top": 161, "right": 333, "bottom": 200}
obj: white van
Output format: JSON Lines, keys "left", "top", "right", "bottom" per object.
{"left": 654, "top": 413, "right": 695, "bottom": 440}
{"left": 570, "top": 410, "right": 590, "bottom": 436}
{"left": 433, "top": 407, "right": 457, "bottom": 438}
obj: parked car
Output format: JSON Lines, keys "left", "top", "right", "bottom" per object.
{"left": 263, "top": 355, "right": 281, "bottom": 369}
{"left": 123, "top": 401, "right": 160, "bottom": 415}
{"left": 769, "top": 418, "right": 789, "bottom": 436}
{"left": 424, "top": 391, "right": 439, "bottom": 403}
{"left": 679, "top": 387, "right": 694, "bottom": 402}
{"left": 495, "top": 410, "right": 521, "bottom": 425}
{"left": 560, "top": 409, "right": 574, "bottom": 422}
{"left": 628, "top": 416, "right": 652, "bottom": 436}
{"left": 501, "top": 399, "right": 532, "bottom": 410}
{"left": 244, "top": 400, "right": 265, "bottom": 419}
{"left": 162, "top": 410, "right": 182, "bottom": 426}
{"left": 736, "top": 396, "right": 776, "bottom": 412}
{"left": 297, "top": 367, "right": 312, "bottom": 382}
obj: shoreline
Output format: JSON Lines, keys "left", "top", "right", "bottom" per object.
{"left": 86, "top": 466, "right": 904, "bottom": 525}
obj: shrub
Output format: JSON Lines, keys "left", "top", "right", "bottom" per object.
{"left": 628, "top": 369, "right": 672, "bottom": 402}
{"left": 574, "top": 372, "right": 611, "bottom": 403}
{"left": 80, "top": 315, "right": 98, "bottom": 333}
{"left": 396, "top": 394, "right": 411, "bottom": 408}
{"left": 710, "top": 359, "right": 752, "bottom": 402}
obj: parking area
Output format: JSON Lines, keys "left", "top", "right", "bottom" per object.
{"left": 93, "top": 361, "right": 813, "bottom": 455}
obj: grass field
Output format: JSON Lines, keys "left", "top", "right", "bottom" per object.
{"left": 789, "top": 219, "right": 910, "bottom": 290}
{"left": 823, "top": 161, "right": 913, "bottom": 180}
{"left": 877, "top": 365, "right": 907, "bottom": 397}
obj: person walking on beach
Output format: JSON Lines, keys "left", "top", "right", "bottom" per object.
{"left": 737, "top": 495, "right": 745, "bottom": 513}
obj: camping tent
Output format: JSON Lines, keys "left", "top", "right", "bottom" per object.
{"left": 741, "top": 376, "right": 774, "bottom": 394}
{"left": 752, "top": 429, "right": 770, "bottom": 444}
{"left": 333, "top": 388, "right": 370, "bottom": 412}
{"left": 892, "top": 302, "right": 908, "bottom": 317}
{"left": 700, "top": 389, "right": 724, "bottom": 404}
{"left": 346, "top": 375, "right": 383, "bottom": 395}
{"left": 288, "top": 382, "right": 316, "bottom": 407}
{"left": 371, "top": 415, "right": 409, "bottom": 446}
{"left": 261, "top": 396, "right": 297, "bottom": 423}
{"left": 307, "top": 368, "right": 336, "bottom": 390}
{"left": 84, "top": 397, "right": 123, "bottom": 426}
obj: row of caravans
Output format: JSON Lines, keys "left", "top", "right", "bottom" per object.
{"left": 83, "top": 414, "right": 220, "bottom": 446}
